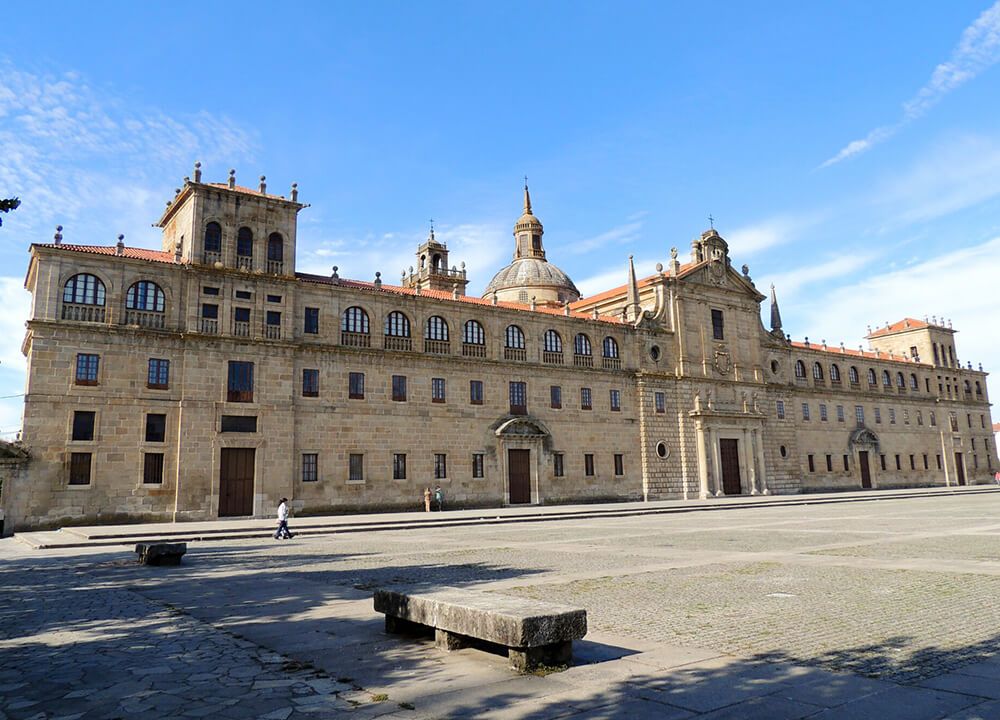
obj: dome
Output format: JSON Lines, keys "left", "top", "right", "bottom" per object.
{"left": 483, "top": 258, "right": 580, "bottom": 305}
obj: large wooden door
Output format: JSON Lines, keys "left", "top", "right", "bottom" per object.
{"left": 955, "top": 453, "right": 966, "bottom": 486}
{"left": 219, "top": 448, "right": 255, "bottom": 517}
{"left": 859, "top": 451, "right": 872, "bottom": 488}
{"left": 508, "top": 449, "right": 531, "bottom": 504}
{"left": 719, "top": 439, "right": 742, "bottom": 495}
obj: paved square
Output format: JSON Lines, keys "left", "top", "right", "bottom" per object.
{"left": 4, "top": 490, "right": 1000, "bottom": 718}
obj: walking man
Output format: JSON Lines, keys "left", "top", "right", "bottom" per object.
{"left": 274, "top": 497, "right": 293, "bottom": 539}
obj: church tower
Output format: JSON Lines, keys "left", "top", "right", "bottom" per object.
{"left": 401, "top": 225, "right": 469, "bottom": 295}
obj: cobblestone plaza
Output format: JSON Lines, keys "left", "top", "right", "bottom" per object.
{"left": 5, "top": 489, "right": 1000, "bottom": 718}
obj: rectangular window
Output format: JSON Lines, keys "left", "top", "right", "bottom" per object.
{"left": 610, "top": 389, "right": 621, "bottom": 412}
{"left": 550, "top": 385, "right": 562, "bottom": 409}
{"left": 937, "top": 454, "right": 942, "bottom": 470}
{"left": 837, "top": 405, "right": 845, "bottom": 423}
{"left": 349, "top": 372, "right": 365, "bottom": 399}
{"left": 145, "top": 413, "right": 166, "bottom": 443}
{"left": 434, "top": 453, "right": 447, "bottom": 479}
{"left": 874, "top": 408, "right": 882, "bottom": 424}
{"left": 266, "top": 310, "right": 281, "bottom": 326}
{"left": 895, "top": 454, "right": 901, "bottom": 471}
{"left": 201, "top": 303, "right": 219, "bottom": 319}
{"left": 69, "top": 452, "right": 92, "bottom": 485}
{"left": 889, "top": 408, "right": 896, "bottom": 424}
{"left": 470, "top": 380, "right": 484, "bottom": 405}
{"left": 302, "top": 453, "right": 318, "bottom": 482}
{"left": 227, "top": 361, "right": 254, "bottom": 402}
{"left": 614, "top": 453, "right": 624, "bottom": 476}
{"left": 509, "top": 381, "right": 527, "bottom": 415}
{"left": 203, "top": 286, "right": 220, "bottom": 296}
{"left": 72, "top": 411, "right": 95, "bottom": 441}
{"left": 917, "top": 411, "right": 923, "bottom": 426}
{"left": 393, "top": 453, "right": 407, "bottom": 480}
{"left": 581, "top": 387, "right": 593, "bottom": 411}
{"left": 147, "top": 358, "right": 170, "bottom": 389}
{"left": 75, "top": 354, "right": 99, "bottom": 385}
{"left": 880, "top": 454, "right": 887, "bottom": 471}
{"left": 234, "top": 307, "right": 251, "bottom": 323}
{"left": 808, "top": 454, "right": 815, "bottom": 472}
{"left": 554, "top": 453, "right": 564, "bottom": 477}
{"left": 655, "top": 392, "right": 665, "bottom": 414}
{"left": 820, "top": 404, "right": 828, "bottom": 422}
{"left": 432, "top": 378, "right": 446, "bottom": 403}
{"left": 909, "top": 455, "right": 915, "bottom": 470}
{"left": 392, "top": 375, "right": 407, "bottom": 402}
{"left": 266, "top": 294, "right": 282, "bottom": 304}
{"left": 711, "top": 309, "right": 724, "bottom": 340}
{"left": 776, "top": 400, "right": 785, "bottom": 420}
{"left": 930, "top": 411, "right": 937, "bottom": 427}
{"left": 982, "top": 414, "right": 987, "bottom": 429}
{"left": 923, "top": 454, "right": 929, "bottom": 470}
{"left": 220, "top": 415, "right": 258, "bottom": 433}
{"left": 235, "top": 290, "right": 252, "bottom": 300}
{"left": 843, "top": 454, "right": 849, "bottom": 472}
{"left": 910, "top": 345, "right": 919, "bottom": 360}
{"left": 903, "top": 409, "right": 910, "bottom": 425}
{"left": 304, "top": 307, "right": 319, "bottom": 334}
{"left": 826, "top": 454, "right": 833, "bottom": 472}
{"left": 950, "top": 414, "right": 959, "bottom": 432}
{"left": 302, "top": 369, "right": 319, "bottom": 397}
{"left": 968, "top": 413, "right": 973, "bottom": 428}
{"left": 143, "top": 453, "right": 164, "bottom": 484}
{"left": 584, "top": 453, "right": 595, "bottom": 476}
{"left": 472, "top": 453, "right": 484, "bottom": 478}
{"left": 349, "top": 454, "right": 364, "bottom": 482}
{"left": 855, "top": 405, "right": 865, "bottom": 427}
{"left": 802, "top": 403, "right": 810, "bottom": 421}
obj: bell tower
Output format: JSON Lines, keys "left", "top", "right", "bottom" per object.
{"left": 513, "top": 181, "right": 545, "bottom": 260}
{"left": 401, "top": 224, "right": 469, "bottom": 295}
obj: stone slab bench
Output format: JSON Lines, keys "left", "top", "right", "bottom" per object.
{"left": 374, "top": 587, "right": 587, "bottom": 671}
{"left": 135, "top": 542, "right": 187, "bottom": 566}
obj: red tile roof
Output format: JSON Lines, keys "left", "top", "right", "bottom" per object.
{"left": 992, "top": 422, "right": 1000, "bottom": 433}
{"left": 790, "top": 340, "right": 926, "bottom": 367}
{"left": 866, "top": 318, "right": 929, "bottom": 338}
{"left": 205, "top": 183, "right": 294, "bottom": 202}
{"left": 33, "top": 243, "right": 178, "bottom": 263}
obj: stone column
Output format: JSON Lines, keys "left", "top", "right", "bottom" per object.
{"left": 709, "top": 427, "right": 723, "bottom": 496}
{"left": 696, "top": 420, "right": 709, "bottom": 499}
{"left": 742, "top": 427, "right": 757, "bottom": 495}
{"left": 754, "top": 428, "right": 769, "bottom": 495}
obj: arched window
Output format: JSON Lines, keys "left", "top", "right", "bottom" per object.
{"left": 849, "top": 366, "right": 859, "bottom": 384}
{"left": 882, "top": 370, "right": 891, "bottom": 386}
{"left": 813, "top": 362, "right": 824, "bottom": 380}
{"left": 603, "top": 337, "right": 619, "bottom": 359}
{"left": 830, "top": 364, "right": 841, "bottom": 382}
{"left": 574, "top": 333, "right": 592, "bottom": 356}
{"left": 976, "top": 381, "right": 983, "bottom": 396}
{"left": 910, "top": 373, "right": 919, "bottom": 390}
{"left": 125, "top": 281, "right": 165, "bottom": 312}
{"left": 426, "top": 316, "right": 449, "bottom": 341}
{"left": 867, "top": 368, "right": 877, "bottom": 385}
{"left": 505, "top": 325, "right": 525, "bottom": 349}
{"left": 543, "top": 330, "right": 562, "bottom": 353}
{"left": 341, "top": 306, "right": 369, "bottom": 334}
{"left": 965, "top": 379, "right": 972, "bottom": 394}
{"left": 267, "top": 233, "right": 283, "bottom": 262}
{"left": 63, "top": 274, "right": 106, "bottom": 306}
{"left": 431, "top": 254, "right": 442, "bottom": 271}
{"left": 896, "top": 372, "right": 905, "bottom": 388}
{"left": 237, "top": 227, "right": 253, "bottom": 257}
{"left": 794, "top": 360, "right": 806, "bottom": 379}
{"left": 463, "top": 320, "right": 485, "bottom": 345}
{"left": 384, "top": 311, "right": 410, "bottom": 337}
{"left": 204, "top": 222, "right": 222, "bottom": 253}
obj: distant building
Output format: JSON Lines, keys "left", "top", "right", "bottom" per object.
{"left": 2, "top": 166, "right": 996, "bottom": 531}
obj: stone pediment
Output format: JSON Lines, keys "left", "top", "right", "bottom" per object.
{"left": 493, "top": 417, "right": 550, "bottom": 438}
{"left": 849, "top": 427, "right": 880, "bottom": 451}
{"left": 683, "top": 260, "right": 765, "bottom": 302}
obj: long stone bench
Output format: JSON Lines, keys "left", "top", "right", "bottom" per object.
{"left": 374, "top": 587, "right": 587, "bottom": 671}
{"left": 134, "top": 542, "right": 187, "bottom": 566}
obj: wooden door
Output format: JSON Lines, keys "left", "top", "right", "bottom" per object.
{"left": 719, "top": 439, "right": 742, "bottom": 495}
{"left": 859, "top": 451, "right": 872, "bottom": 488}
{"left": 219, "top": 448, "right": 255, "bottom": 517}
{"left": 508, "top": 449, "right": 531, "bottom": 504}
{"left": 955, "top": 453, "right": 966, "bottom": 486}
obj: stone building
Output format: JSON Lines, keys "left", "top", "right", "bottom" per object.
{"left": 3, "top": 167, "right": 996, "bottom": 531}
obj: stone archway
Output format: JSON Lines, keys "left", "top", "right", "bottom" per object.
{"left": 493, "top": 417, "right": 550, "bottom": 505}
{"left": 849, "top": 427, "right": 880, "bottom": 489}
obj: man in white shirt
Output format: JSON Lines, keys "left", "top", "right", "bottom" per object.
{"left": 274, "top": 497, "right": 293, "bottom": 540}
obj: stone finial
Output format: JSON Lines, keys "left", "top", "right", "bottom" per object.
{"left": 968, "top": 360, "right": 973, "bottom": 369}
{"left": 491, "top": 291, "right": 498, "bottom": 306}
{"left": 822, "top": 340, "right": 827, "bottom": 350}
{"left": 867, "top": 324, "right": 872, "bottom": 334}
{"left": 174, "top": 241, "right": 182, "bottom": 263}
{"left": 592, "top": 308, "right": 599, "bottom": 320}
{"left": 656, "top": 262, "right": 663, "bottom": 274}
{"left": 530, "top": 296, "right": 537, "bottom": 311}
{"left": 374, "top": 271, "right": 382, "bottom": 288}
{"left": 194, "top": 161, "right": 202, "bottom": 183}
{"left": 116, "top": 234, "right": 125, "bottom": 255}
{"left": 53, "top": 225, "right": 63, "bottom": 244}
{"left": 979, "top": 363, "right": 983, "bottom": 372}
{"left": 949, "top": 319, "right": 954, "bottom": 329}
{"left": 175, "top": 188, "right": 181, "bottom": 195}
{"left": 742, "top": 263, "right": 750, "bottom": 277}
{"left": 671, "top": 246, "right": 678, "bottom": 260}
{"left": 452, "top": 283, "right": 459, "bottom": 300}
{"left": 804, "top": 336, "right": 810, "bottom": 347}
{"left": 401, "top": 270, "right": 406, "bottom": 280}
{"left": 414, "top": 284, "right": 421, "bottom": 295}
{"left": 331, "top": 265, "right": 339, "bottom": 280}
{"left": 291, "top": 183, "right": 299, "bottom": 202}
{"left": 932, "top": 315, "right": 937, "bottom": 325}
{"left": 228, "top": 169, "right": 236, "bottom": 189}
{"left": 183, "top": 177, "right": 189, "bottom": 184}
{"left": 259, "top": 175, "right": 266, "bottom": 194}
{"left": 564, "top": 300, "right": 571, "bottom": 316}
{"left": 840, "top": 341, "right": 845, "bottom": 353}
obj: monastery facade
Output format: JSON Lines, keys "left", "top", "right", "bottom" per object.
{"left": 2, "top": 166, "right": 996, "bottom": 531}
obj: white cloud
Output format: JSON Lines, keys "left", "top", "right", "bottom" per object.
{"left": 726, "top": 212, "right": 826, "bottom": 256}
{"left": 566, "top": 219, "right": 644, "bottom": 255}
{"left": 821, "top": 1, "right": 1000, "bottom": 168}
{"left": 758, "top": 252, "right": 877, "bottom": 300}
{"left": 575, "top": 257, "right": 661, "bottom": 298}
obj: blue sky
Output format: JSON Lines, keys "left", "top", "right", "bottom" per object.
{"left": 2, "top": 0, "right": 1000, "bottom": 437}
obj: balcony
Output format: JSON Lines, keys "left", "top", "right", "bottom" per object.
{"left": 266, "top": 259, "right": 284, "bottom": 275}
{"left": 897, "top": 387, "right": 907, "bottom": 395}
{"left": 61, "top": 303, "right": 106, "bottom": 323}
{"left": 813, "top": 378, "right": 825, "bottom": 387}
{"left": 233, "top": 320, "right": 250, "bottom": 337}
{"left": 236, "top": 255, "right": 253, "bottom": 271}
{"left": 574, "top": 354, "right": 594, "bottom": 368}
{"left": 542, "top": 351, "right": 564, "bottom": 365}
{"left": 384, "top": 336, "right": 412, "bottom": 352}
{"left": 203, "top": 250, "right": 221, "bottom": 266}
{"left": 199, "top": 318, "right": 218, "bottom": 334}
{"left": 341, "top": 331, "right": 371, "bottom": 348}
{"left": 123, "top": 310, "right": 165, "bottom": 329}
{"left": 462, "top": 343, "right": 486, "bottom": 358}
{"left": 504, "top": 347, "right": 526, "bottom": 362}
{"left": 603, "top": 357, "right": 622, "bottom": 370}
{"left": 424, "top": 340, "right": 451, "bottom": 355}
{"left": 264, "top": 324, "right": 281, "bottom": 340}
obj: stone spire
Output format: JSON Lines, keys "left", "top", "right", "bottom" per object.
{"left": 770, "top": 284, "right": 783, "bottom": 333}
{"left": 513, "top": 180, "right": 545, "bottom": 260}
{"left": 626, "top": 255, "right": 641, "bottom": 322}
{"left": 523, "top": 179, "right": 532, "bottom": 215}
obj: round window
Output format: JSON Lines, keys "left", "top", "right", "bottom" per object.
{"left": 771, "top": 360, "right": 779, "bottom": 374}
{"left": 650, "top": 345, "right": 661, "bottom": 361}
{"left": 780, "top": 445, "right": 787, "bottom": 458}
{"left": 656, "top": 441, "right": 669, "bottom": 459}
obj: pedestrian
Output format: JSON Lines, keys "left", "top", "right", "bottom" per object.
{"left": 994, "top": 470, "right": 1000, "bottom": 486}
{"left": 433, "top": 485, "right": 443, "bottom": 512}
{"left": 274, "top": 497, "right": 293, "bottom": 539}
{"left": 423, "top": 487, "right": 432, "bottom": 512}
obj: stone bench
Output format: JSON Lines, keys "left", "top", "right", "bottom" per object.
{"left": 134, "top": 542, "right": 187, "bottom": 566}
{"left": 374, "top": 587, "right": 587, "bottom": 671}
